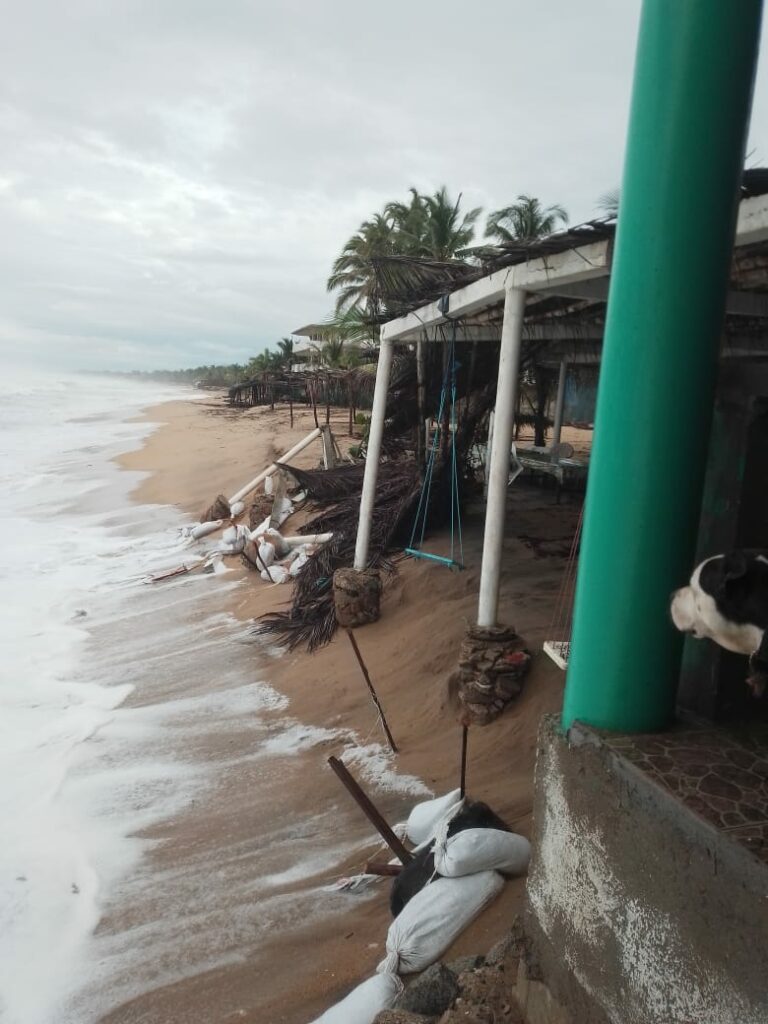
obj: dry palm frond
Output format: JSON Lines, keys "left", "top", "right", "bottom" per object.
{"left": 256, "top": 462, "right": 422, "bottom": 651}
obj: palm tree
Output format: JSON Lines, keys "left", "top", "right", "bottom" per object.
{"left": 418, "top": 186, "right": 482, "bottom": 260}
{"left": 485, "top": 194, "right": 568, "bottom": 243}
{"left": 327, "top": 187, "right": 483, "bottom": 315}
{"left": 326, "top": 213, "right": 398, "bottom": 312}
{"left": 276, "top": 337, "right": 294, "bottom": 369}
{"left": 597, "top": 188, "right": 620, "bottom": 219}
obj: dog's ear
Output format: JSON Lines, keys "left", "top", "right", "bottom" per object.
{"left": 722, "top": 550, "right": 749, "bottom": 583}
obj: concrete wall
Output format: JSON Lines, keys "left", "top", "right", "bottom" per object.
{"left": 526, "top": 716, "right": 768, "bottom": 1024}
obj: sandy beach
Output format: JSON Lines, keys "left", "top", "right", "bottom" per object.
{"left": 108, "top": 395, "right": 582, "bottom": 1023}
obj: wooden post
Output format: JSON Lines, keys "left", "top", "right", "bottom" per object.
{"left": 327, "top": 756, "right": 412, "bottom": 863}
{"left": 346, "top": 629, "right": 398, "bottom": 753}
{"left": 310, "top": 382, "right": 319, "bottom": 429}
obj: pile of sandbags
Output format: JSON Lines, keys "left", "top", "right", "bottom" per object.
{"left": 309, "top": 791, "right": 530, "bottom": 1024}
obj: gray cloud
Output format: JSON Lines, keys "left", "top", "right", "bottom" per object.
{"left": 1, "top": 0, "right": 767, "bottom": 370}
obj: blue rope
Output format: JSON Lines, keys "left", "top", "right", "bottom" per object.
{"left": 407, "top": 323, "right": 464, "bottom": 568}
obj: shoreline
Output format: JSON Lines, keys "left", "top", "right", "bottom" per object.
{"left": 106, "top": 392, "right": 575, "bottom": 1022}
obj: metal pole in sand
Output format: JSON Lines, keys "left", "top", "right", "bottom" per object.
{"left": 327, "top": 756, "right": 412, "bottom": 864}
{"left": 346, "top": 629, "right": 398, "bottom": 753}
{"left": 460, "top": 724, "right": 469, "bottom": 799}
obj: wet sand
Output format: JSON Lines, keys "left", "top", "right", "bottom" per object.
{"left": 106, "top": 395, "right": 584, "bottom": 1023}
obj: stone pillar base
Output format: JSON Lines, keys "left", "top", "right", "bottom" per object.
{"left": 457, "top": 624, "right": 531, "bottom": 725}
{"left": 333, "top": 568, "right": 382, "bottom": 628}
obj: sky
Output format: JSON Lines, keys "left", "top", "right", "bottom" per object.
{"left": 1, "top": 2, "right": 767, "bottom": 372}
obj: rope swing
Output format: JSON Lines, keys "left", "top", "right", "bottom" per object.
{"left": 405, "top": 321, "right": 465, "bottom": 571}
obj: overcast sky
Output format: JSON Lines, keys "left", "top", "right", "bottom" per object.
{"left": 2, "top": 2, "right": 767, "bottom": 371}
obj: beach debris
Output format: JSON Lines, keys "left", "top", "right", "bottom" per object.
{"left": 218, "top": 523, "right": 250, "bottom": 554}
{"left": 327, "top": 756, "right": 413, "bottom": 865}
{"left": 307, "top": 972, "right": 403, "bottom": 1024}
{"left": 333, "top": 568, "right": 383, "bottom": 628}
{"left": 456, "top": 625, "right": 532, "bottom": 726}
{"left": 346, "top": 629, "right": 398, "bottom": 753}
{"left": 182, "top": 519, "right": 224, "bottom": 541}
{"left": 201, "top": 493, "right": 231, "bottom": 524}
{"left": 256, "top": 462, "right": 421, "bottom": 651}
{"left": 143, "top": 551, "right": 223, "bottom": 583}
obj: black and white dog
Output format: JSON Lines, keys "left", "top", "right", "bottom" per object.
{"left": 671, "top": 550, "right": 768, "bottom": 696}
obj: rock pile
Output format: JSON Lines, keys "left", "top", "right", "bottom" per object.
{"left": 333, "top": 567, "right": 382, "bottom": 627}
{"left": 456, "top": 626, "right": 531, "bottom": 726}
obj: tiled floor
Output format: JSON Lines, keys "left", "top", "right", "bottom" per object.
{"left": 603, "top": 724, "right": 768, "bottom": 866}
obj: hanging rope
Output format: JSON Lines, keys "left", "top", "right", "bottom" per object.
{"left": 543, "top": 504, "right": 584, "bottom": 669}
{"left": 405, "top": 320, "right": 464, "bottom": 570}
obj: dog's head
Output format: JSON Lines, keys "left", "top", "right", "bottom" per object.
{"left": 671, "top": 550, "right": 768, "bottom": 655}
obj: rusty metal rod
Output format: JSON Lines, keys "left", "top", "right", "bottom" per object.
{"left": 328, "top": 756, "right": 412, "bottom": 864}
{"left": 346, "top": 629, "right": 398, "bottom": 753}
{"left": 460, "top": 724, "right": 469, "bottom": 800}
{"left": 365, "top": 860, "right": 402, "bottom": 877}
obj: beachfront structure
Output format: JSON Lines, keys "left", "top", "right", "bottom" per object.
{"left": 353, "top": 1, "right": 768, "bottom": 1019}
{"left": 290, "top": 323, "right": 325, "bottom": 368}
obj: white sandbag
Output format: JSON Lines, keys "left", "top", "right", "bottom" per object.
{"left": 262, "top": 527, "right": 290, "bottom": 557}
{"left": 252, "top": 515, "right": 271, "bottom": 538}
{"left": 272, "top": 495, "right": 293, "bottom": 526}
{"left": 377, "top": 872, "right": 504, "bottom": 976}
{"left": 220, "top": 524, "right": 250, "bottom": 554}
{"left": 309, "top": 972, "right": 403, "bottom": 1024}
{"left": 433, "top": 828, "right": 531, "bottom": 878}
{"left": 406, "top": 789, "right": 463, "bottom": 845}
{"left": 190, "top": 519, "right": 223, "bottom": 540}
{"left": 289, "top": 550, "right": 309, "bottom": 576}
{"left": 261, "top": 564, "right": 288, "bottom": 584}
{"left": 258, "top": 541, "right": 276, "bottom": 567}
{"left": 230, "top": 500, "right": 245, "bottom": 516}
{"left": 264, "top": 474, "right": 274, "bottom": 495}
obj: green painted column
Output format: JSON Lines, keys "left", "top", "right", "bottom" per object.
{"left": 562, "top": 0, "right": 764, "bottom": 732}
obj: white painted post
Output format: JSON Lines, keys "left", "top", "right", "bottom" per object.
{"left": 483, "top": 410, "right": 495, "bottom": 499}
{"left": 551, "top": 359, "right": 568, "bottom": 450}
{"left": 477, "top": 287, "right": 526, "bottom": 628}
{"left": 353, "top": 338, "right": 395, "bottom": 570}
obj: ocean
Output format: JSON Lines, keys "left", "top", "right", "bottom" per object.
{"left": 0, "top": 372, "right": 426, "bottom": 1023}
